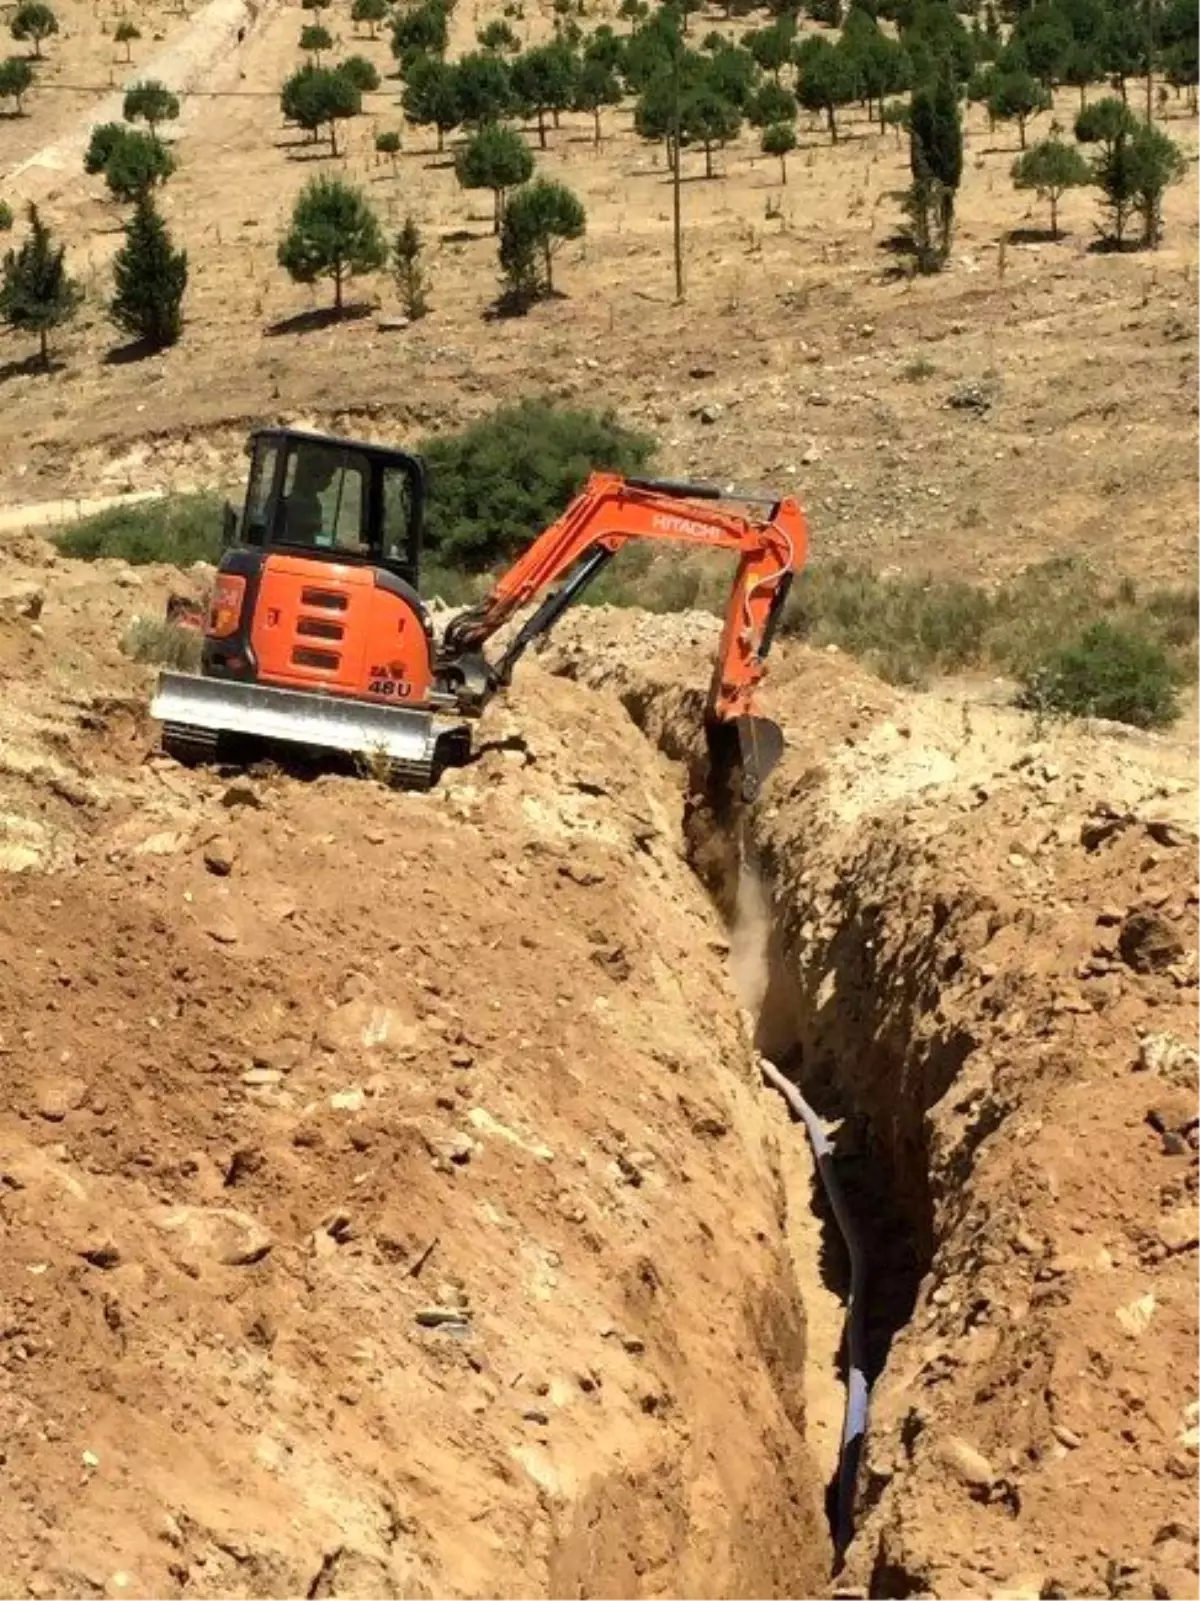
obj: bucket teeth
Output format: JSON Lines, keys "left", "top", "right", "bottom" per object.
{"left": 706, "top": 715, "right": 785, "bottom": 810}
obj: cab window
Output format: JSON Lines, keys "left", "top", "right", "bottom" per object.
{"left": 280, "top": 442, "right": 368, "bottom": 552}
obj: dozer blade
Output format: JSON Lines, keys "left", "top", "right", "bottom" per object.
{"left": 150, "top": 672, "right": 448, "bottom": 788}
{"left": 707, "top": 715, "right": 785, "bottom": 808}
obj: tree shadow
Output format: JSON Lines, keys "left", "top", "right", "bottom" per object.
{"left": 441, "top": 226, "right": 491, "bottom": 242}
{"left": 1088, "top": 233, "right": 1145, "bottom": 254}
{"left": 265, "top": 303, "right": 373, "bottom": 336}
{"left": 0, "top": 352, "right": 64, "bottom": 381}
{"left": 104, "top": 336, "right": 166, "bottom": 365}
{"left": 422, "top": 155, "right": 456, "bottom": 170}
{"left": 483, "top": 285, "right": 565, "bottom": 321}
{"left": 1004, "top": 224, "right": 1063, "bottom": 245}
{"left": 658, "top": 168, "right": 727, "bottom": 184}
{"left": 877, "top": 230, "right": 914, "bottom": 255}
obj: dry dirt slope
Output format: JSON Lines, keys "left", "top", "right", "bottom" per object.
{"left": 546, "top": 608, "right": 1200, "bottom": 1601}
{"left": 1, "top": 551, "right": 831, "bottom": 1598}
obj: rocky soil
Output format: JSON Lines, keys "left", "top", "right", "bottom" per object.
{"left": 2, "top": 546, "right": 832, "bottom": 1599}
{"left": 1, "top": 547, "right": 1197, "bottom": 1601}
{"left": 545, "top": 606, "right": 1200, "bottom": 1601}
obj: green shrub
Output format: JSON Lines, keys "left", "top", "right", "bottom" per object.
{"left": 418, "top": 400, "right": 654, "bottom": 571}
{"left": 1016, "top": 621, "right": 1182, "bottom": 729}
{"left": 54, "top": 493, "right": 223, "bottom": 565}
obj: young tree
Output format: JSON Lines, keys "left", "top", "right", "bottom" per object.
{"left": 391, "top": 0, "right": 449, "bottom": 66}
{"left": 110, "top": 191, "right": 187, "bottom": 347}
{"left": 300, "top": 22, "right": 333, "bottom": 61}
{"left": 103, "top": 128, "right": 177, "bottom": 201}
{"left": 0, "top": 202, "right": 82, "bottom": 367}
{"left": 842, "top": 5, "right": 909, "bottom": 120}
{"left": 454, "top": 121, "right": 533, "bottom": 231}
{"left": 906, "top": 65, "right": 962, "bottom": 270}
{"left": 84, "top": 121, "right": 127, "bottom": 173}
{"left": 478, "top": 18, "right": 520, "bottom": 53}
{"left": 1126, "top": 122, "right": 1185, "bottom": 246}
{"left": 281, "top": 64, "right": 362, "bottom": 154}
{"left": 499, "top": 176, "right": 585, "bottom": 299}
{"left": 1100, "top": 0, "right": 1145, "bottom": 102}
{"left": 402, "top": 54, "right": 462, "bottom": 150}
{"left": 1011, "top": 135, "right": 1090, "bottom": 234}
{"left": 511, "top": 41, "right": 577, "bottom": 146}
{"left": 987, "top": 65, "right": 1052, "bottom": 146}
{"left": 573, "top": 55, "right": 622, "bottom": 144}
{"left": 746, "top": 17, "right": 795, "bottom": 79}
{"left": 0, "top": 55, "right": 34, "bottom": 113}
{"left": 881, "top": 94, "right": 909, "bottom": 144}
{"left": 392, "top": 215, "right": 429, "bottom": 318}
{"left": 0, "top": 201, "right": 12, "bottom": 231}
{"left": 1074, "top": 93, "right": 1136, "bottom": 157}
{"left": 338, "top": 53, "right": 381, "bottom": 91}
{"left": 762, "top": 119, "right": 796, "bottom": 181}
{"left": 123, "top": 79, "right": 181, "bottom": 137}
{"left": 703, "top": 39, "right": 759, "bottom": 108}
{"left": 10, "top": 1, "right": 57, "bottom": 58}
{"left": 682, "top": 83, "right": 741, "bottom": 177}
{"left": 114, "top": 19, "right": 141, "bottom": 61}
{"left": 375, "top": 128, "right": 402, "bottom": 171}
{"left": 795, "top": 35, "right": 856, "bottom": 143}
{"left": 1011, "top": 3, "right": 1072, "bottom": 86}
{"left": 1061, "top": 36, "right": 1099, "bottom": 108}
{"left": 350, "top": 0, "right": 388, "bottom": 38}
{"left": 453, "top": 50, "right": 514, "bottom": 126}
{"left": 277, "top": 175, "right": 385, "bottom": 310}
{"left": 748, "top": 79, "right": 797, "bottom": 126}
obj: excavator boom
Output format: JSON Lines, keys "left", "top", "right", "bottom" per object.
{"left": 151, "top": 430, "right": 807, "bottom": 801}
{"left": 441, "top": 472, "right": 808, "bottom": 799}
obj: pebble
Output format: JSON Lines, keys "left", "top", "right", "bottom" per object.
{"left": 221, "top": 781, "right": 262, "bottom": 810}
{"left": 203, "top": 836, "right": 236, "bottom": 876}
{"left": 34, "top": 1076, "right": 89, "bottom": 1122}
{"left": 1157, "top": 1212, "right": 1199, "bottom": 1254}
{"left": 415, "top": 1307, "right": 470, "bottom": 1328}
{"left": 937, "top": 1435, "right": 995, "bottom": 1490}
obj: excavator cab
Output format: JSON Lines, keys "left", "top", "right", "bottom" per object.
{"left": 228, "top": 428, "right": 425, "bottom": 584}
{"left": 151, "top": 428, "right": 458, "bottom": 786}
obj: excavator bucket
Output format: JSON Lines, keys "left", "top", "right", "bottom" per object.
{"left": 706, "top": 714, "right": 785, "bottom": 808}
{"left": 150, "top": 671, "right": 449, "bottom": 789}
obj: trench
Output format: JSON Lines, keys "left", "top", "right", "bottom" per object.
{"left": 559, "top": 670, "right": 942, "bottom": 1595}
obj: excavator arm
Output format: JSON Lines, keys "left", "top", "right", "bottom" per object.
{"left": 438, "top": 472, "right": 808, "bottom": 800}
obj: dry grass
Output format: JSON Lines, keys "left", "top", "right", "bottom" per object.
{"left": 120, "top": 614, "right": 203, "bottom": 670}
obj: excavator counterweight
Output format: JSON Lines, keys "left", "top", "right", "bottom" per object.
{"left": 150, "top": 430, "right": 808, "bottom": 800}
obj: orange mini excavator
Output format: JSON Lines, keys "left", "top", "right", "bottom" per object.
{"left": 151, "top": 427, "right": 808, "bottom": 799}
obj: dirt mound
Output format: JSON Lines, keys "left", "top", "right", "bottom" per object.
{"left": 1, "top": 547, "right": 832, "bottom": 1599}
{"left": 543, "top": 607, "right": 1199, "bottom": 1600}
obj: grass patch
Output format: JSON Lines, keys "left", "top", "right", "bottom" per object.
{"left": 901, "top": 356, "right": 938, "bottom": 382}
{"left": 55, "top": 494, "right": 224, "bottom": 566}
{"left": 779, "top": 555, "right": 1196, "bottom": 725}
{"left": 121, "top": 615, "right": 203, "bottom": 670}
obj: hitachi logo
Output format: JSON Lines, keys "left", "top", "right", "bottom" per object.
{"left": 651, "top": 512, "right": 715, "bottom": 540}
